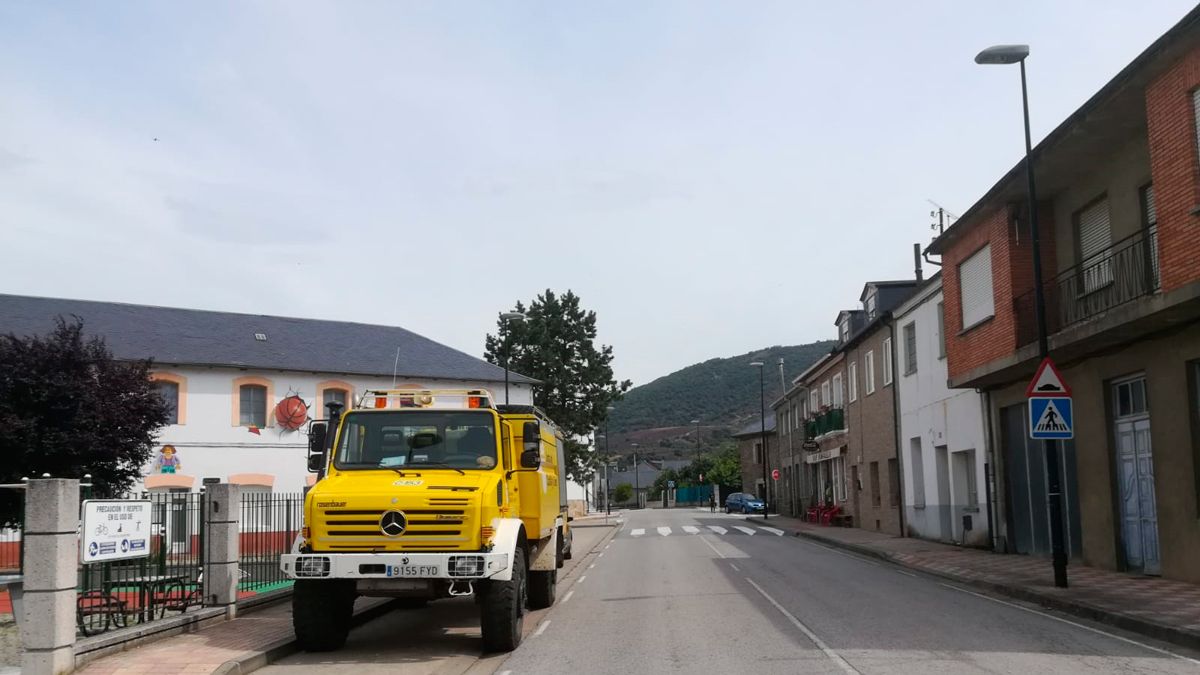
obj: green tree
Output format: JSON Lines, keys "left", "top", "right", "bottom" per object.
{"left": 485, "top": 290, "right": 632, "bottom": 484}
{"left": 0, "top": 318, "right": 170, "bottom": 525}
{"left": 612, "top": 483, "right": 633, "bottom": 503}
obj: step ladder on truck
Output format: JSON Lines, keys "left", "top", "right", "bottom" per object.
{"left": 280, "top": 388, "right": 573, "bottom": 652}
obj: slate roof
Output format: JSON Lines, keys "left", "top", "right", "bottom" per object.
{"left": 0, "top": 294, "right": 535, "bottom": 384}
{"left": 731, "top": 413, "right": 776, "bottom": 438}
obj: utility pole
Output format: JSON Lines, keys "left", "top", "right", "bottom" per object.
{"left": 750, "top": 361, "right": 768, "bottom": 520}
{"left": 631, "top": 442, "right": 640, "bottom": 509}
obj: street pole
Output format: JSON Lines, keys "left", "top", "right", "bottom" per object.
{"left": 751, "top": 361, "right": 768, "bottom": 520}
{"left": 605, "top": 405, "right": 614, "bottom": 516}
{"left": 978, "top": 44, "right": 1066, "bottom": 588}
{"left": 499, "top": 312, "right": 525, "bottom": 405}
{"left": 632, "top": 442, "right": 640, "bottom": 509}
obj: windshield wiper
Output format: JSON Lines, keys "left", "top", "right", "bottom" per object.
{"left": 388, "top": 467, "right": 408, "bottom": 477}
{"left": 405, "top": 461, "right": 466, "bottom": 476}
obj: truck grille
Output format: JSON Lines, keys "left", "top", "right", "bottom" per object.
{"left": 316, "top": 497, "right": 475, "bottom": 551}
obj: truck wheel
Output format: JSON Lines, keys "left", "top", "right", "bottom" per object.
{"left": 527, "top": 569, "right": 556, "bottom": 609}
{"left": 293, "top": 579, "right": 356, "bottom": 652}
{"left": 560, "top": 527, "right": 572, "bottom": 561}
{"left": 480, "top": 545, "right": 527, "bottom": 652}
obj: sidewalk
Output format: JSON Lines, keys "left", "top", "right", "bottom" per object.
{"left": 755, "top": 513, "right": 1200, "bottom": 651}
{"left": 75, "top": 597, "right": 391, "bottom": 675}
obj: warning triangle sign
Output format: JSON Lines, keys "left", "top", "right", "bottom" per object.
{"left": 1033, "top": 399, "right": 1071, "bottom": 434}
{"left": 1026, "top": 357, "right": 1070, "bottom": 397}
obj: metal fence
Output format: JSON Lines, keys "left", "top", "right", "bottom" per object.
{"left": 76, "top": 492, "right": 206, "bottom": 637}
{"left": 237, "top": 491, "right": 302, "bottom": 595}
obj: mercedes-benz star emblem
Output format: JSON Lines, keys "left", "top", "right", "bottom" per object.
{"left": 379, "top": 510, "right": 407, "bottom": 537}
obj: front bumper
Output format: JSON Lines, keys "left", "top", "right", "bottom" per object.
{"left": 280, "top": 551, "right": 510, "bottom": 580}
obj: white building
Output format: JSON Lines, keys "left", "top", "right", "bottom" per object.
{"left": 1, "top": 294, "right": 535, "bottom": 495}
{"left": 892, "top": 275, "right": 991, "bottom": 546}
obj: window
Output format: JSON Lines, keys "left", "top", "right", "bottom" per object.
{"left": 832, "top": 374, "right": 843, "bottom": 407}
{"left": 909, "top": 438, "right": 925, "bottom": 507}
{"left": 323, "top": 388, "right": 349, "bottom": 412}
{"left": 1076, "top": 197, "right": 1113, "bottom": 293}
{"left": 865, "top": 351, "right": 876, "bottom": 394}
{"left": 883, "top": 338, "right": 894, "bottom": 385}
{"left": 839, "top": 319, "right": 850, "bottom": 342}
{"left": 865, "top": 293, "right": 877, "bottom": 320}
{"left": 155, "top": 381, "right": 180, "bottom": 425}
{"left": 848, "top": 362, "right": 858, "bottom": 402}
{"left": 334, "top": 411, "right": 499, "bottom": 470}
{"left": 1141, "top": 184, "right": 1160, "bottom": 289}
{"left": 821, "top": 380, "right": 831, "bottom": 407}
{"left": 903, "top": 322, "right": 917, "bottom": 375}
{"left": 888, "top": 458, "right": 900, "bottom": 507}
{"left": 937, "top": 301, "right": 946, "bottom": 360}
{"left": 809, "top": 389, "right": 819, "bottom": 413}
{"left": 833, "top": 456, "right": 847, "bottom": 503}
{"left": 1115, "top": 377, "right": 1148, "bottom": 418}
{"left": 239, "top": 385, "right": 268, "bottom": 427}
{"left": 753, "top": 442, "right": 763, "bottom": 464}
{"left": 150, "top": 373, "right": 187, "bottom": 425}
{"left": 869, "top": 461, "right": 881, "bottom": 507}
{"left": 964, "top": 451, "right": 978, "bottom": 506}
{"left": 959, "top": 244, "right": 994, "bottom": 329}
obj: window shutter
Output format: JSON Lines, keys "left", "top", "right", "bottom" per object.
{"left": 1194, "top": 88, "right": 1200, "bottom": 164}
{"left": 1143, "top": 184, "right": 1156, "bottom": 226}
{"left": 959, "top": 244, "right": 994, "bottom": 328}
{"left": 1078, "top": 200, "right": 1112, "bottom": 262}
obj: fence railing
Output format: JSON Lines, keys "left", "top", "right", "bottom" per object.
{"left": 76, "top": 492, "right": 206, "bottom": 637}
{"left": 237, "top": 492, "right": 302, "bottom": 595}
{"left": 1015, "top": 226, "right": 1159, "bottom": 347}
{"left": 805, "top": 408, "right": 845, "bottom": 439}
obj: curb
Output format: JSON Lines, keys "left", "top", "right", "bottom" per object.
{"left": 755, "top": 517, "right": 1200, "bottom": 653}
{"left": 213, "top": 598, "right": 399, "bottom": 675}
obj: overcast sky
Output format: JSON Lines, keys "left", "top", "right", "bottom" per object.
{"left": 1, "top": 1, "right": 1194, "bottom": 386}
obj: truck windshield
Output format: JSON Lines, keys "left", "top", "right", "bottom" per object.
{"left": 333, "top": 411, "right": 499, "bottom": 471}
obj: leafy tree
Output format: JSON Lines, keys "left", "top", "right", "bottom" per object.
{"left": 485, "top": 290, "right": 631, "bottom": 484}
{"left": 0, "top": 318, "right": 169, "bottom": 525}
{"left": 612, "top": 483, "right": 633, "bottom": 503}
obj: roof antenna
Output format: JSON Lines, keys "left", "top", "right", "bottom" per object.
{"left": 392, "top": 347, "right": 401, "bottom": 388}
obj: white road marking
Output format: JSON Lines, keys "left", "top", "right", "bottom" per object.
{"left": 803, "top": 540, "right": 880, "bottom": 566}
{"left": 577, "top": 575, "right": 587, "bottom": 584}
{"left": 758, "top": 526, "right": 785, "bottom": 536}
{"left": 598, "top": 552, "right": 604, "bottom": 558}
{"left": 730, "top": 563, "right": 740, "bottom": 572}
{"left": 682, "top": 525, "right": 700, "bottom": 534}
{"left": 897, "top": 570, "right": 917, "bottom": 577}
{"left": 533, "top": 620, "right": 551, "bottom": 637}
{"left": 588, "top": 563, "right": 595, "bottom": 569}
{"left": 733, "top": 526, "right": 756, "bottom": 536}
{"left": 604, "top": 543, "right": 610, "bottom": 549}
{"left": 562, "top": 590, "right": 575, "bottom": 604}
{"left": 497, "top": 671, "right": 512, "bottom": 675}
{"left": 631, "top": 529, "right": 645, "bottom": 537}
{"left": 707, "top": 525, "right": 728, "bottom": 535}
{"left": 939, "top": 583, "right": 1200, "bottom": 665}
{"left": 657, "top": 527, "right": 672, "bottom": 536}
{"left": 746, "top": 578, "right": 859, "bottom": 673}
{"left": 699, "top": 535, "right": 726, "bottom": 559}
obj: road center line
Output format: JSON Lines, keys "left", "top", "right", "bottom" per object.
{"left": 562, "top": 590, "right": 575, "bottom": 604}
{"left": 698, "top": 535, "right": 726, "bottom": 559}
{"left": 938, "top": 583, "right": 1200, "bottom": 664}
{"left": 745, "top": 578, "right": 860, "bottom": 674}
{"left": 533, "top": 620, "right": 551, "bottom": 637}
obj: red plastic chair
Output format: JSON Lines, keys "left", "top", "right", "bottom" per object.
{"left": 806, "top": 506, "right": 820, "bottom": 523}
{"left": 820, "top": 505, "right": 841, "bottom": 526}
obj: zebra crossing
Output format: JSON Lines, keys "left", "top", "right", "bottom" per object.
{"left": 626, "top": 524, "right": 786, "bottom": 538}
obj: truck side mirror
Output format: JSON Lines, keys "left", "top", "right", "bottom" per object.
{"left": 308, "top": 422, "right": 327, "bottom": 473}
{"left": 520, "top": 421, "right": 541, "bottom": 469}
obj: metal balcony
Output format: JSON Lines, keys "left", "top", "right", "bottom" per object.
{"left": 804, "top": 407, "right": 845, "bottom": 439}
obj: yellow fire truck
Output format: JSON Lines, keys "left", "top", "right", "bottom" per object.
{"left": 280, "top": 389, "right": 573, "bottom": 652}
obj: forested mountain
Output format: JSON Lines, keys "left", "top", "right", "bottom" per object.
{"left": 607, "top": 341, "right": 836, "bottom": 436}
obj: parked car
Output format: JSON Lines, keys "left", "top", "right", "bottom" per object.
{"left": 724, "top": 492, "right": 765, "bottom": 514}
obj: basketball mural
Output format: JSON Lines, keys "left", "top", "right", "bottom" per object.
{"left": 274, "top": 394, "right": 310, "bottom": 431}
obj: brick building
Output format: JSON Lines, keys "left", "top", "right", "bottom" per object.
{"left": 732, "top": 413, "right": 776, "bottom": 505}
{"left": 928, "top": 7, "right": 1200, "bottom": 582}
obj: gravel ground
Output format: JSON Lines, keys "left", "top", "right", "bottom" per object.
{"left": 0, "top": 619, "right": 18, "bottom": 669}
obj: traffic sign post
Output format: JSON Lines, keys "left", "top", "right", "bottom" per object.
{"left": 1026, "top": 357, "right": 1070, "bottom": 588}
{"left": 771, "top": 469, "right": 780, "bottom": 481}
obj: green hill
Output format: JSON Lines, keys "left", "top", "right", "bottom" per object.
{"left": 608, "top": 341, "right": 836, "bottom": 436}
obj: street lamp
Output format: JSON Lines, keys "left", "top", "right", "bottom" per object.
{"left": 630, "top": 442, "right": 640, "bottom": 508}
{"left": 976, "top": 44, "right": 1066, "bottom": 588}
{"left": 749, "top": 361, "right": 768, "bottom": 520}
{"left": 604, "top": 406, "right": 614, "bottom": 514}
{"left": 499, "top": 312, "right": 526, "bottom": 405}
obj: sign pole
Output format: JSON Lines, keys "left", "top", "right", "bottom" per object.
{"left": 1045, "top": 438, "right": 1068, "bottom": 587}
{"left": 1026, "top": 357, "right": 1072, "bottom": 588}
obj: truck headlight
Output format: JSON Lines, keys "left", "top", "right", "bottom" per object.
{"left": 448, "top": 555, "right": 484, "bottom": 577}
{"left": 296, "top": 556, "right": 331, "bottom": 578}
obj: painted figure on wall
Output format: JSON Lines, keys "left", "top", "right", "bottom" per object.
{"left": 154, "top": 445, "right": 182, "bottom": 474}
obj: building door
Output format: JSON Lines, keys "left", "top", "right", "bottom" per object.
{"left": 935, "top": 446, "right": 952, "bottom": 541}
{"left": 1000, "top": 403, "right": 1083, "bottom": 558}
{"left": 1113, "top": 376, "right": 1159, "bottom": 575}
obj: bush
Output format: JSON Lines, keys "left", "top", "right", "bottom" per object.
{"left": 612, "top": 483, "right": 633, "bottom": 503}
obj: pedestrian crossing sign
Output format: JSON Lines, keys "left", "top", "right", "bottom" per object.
{"left": 1029, "top": 396, "right": 1073, "bottom": 440}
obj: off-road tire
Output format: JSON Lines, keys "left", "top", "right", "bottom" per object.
{"left": 527, "top": 569, "right": 556, "bottom": 609}
{"left": 480, "top": 546, "right": 527, "bottom": 652}
{"left": 292, "top": 579, "right": 356, "bottom": 652}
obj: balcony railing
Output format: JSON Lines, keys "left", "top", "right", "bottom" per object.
{"left": 804, "top": 407, "right": 845, "bottom": 439}
{"left": 1015, "top": 226, "right": 1158, "bottom": 347}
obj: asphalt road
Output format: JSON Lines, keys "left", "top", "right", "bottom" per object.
{"left": 263, "top": 509, "right": 1200, "bottom": 674}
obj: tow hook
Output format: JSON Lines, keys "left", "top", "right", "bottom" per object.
{"left": 448, "top": 580, "right": 474, "bottom": 597}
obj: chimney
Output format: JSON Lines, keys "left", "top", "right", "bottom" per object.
{"left": 913, "top": 243, "right": 924, "bottom": 282}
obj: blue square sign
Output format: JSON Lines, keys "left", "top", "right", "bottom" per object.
{"left": 1029, "top": 396, "right": 1073, "bottom": 440}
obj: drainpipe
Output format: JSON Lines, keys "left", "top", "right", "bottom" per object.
{"left": 981, "top": 389, "right": 1001, "bottom": 552}
{"left": 889, "top": 319, "right": 907, "bottom": 537}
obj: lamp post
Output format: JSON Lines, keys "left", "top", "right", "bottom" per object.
{"left": 630, "top": 442, "right": 640, "bottom": 509}
{"left": 750, "top": 361, "right": 768, "bottom": 520}
{"left": 604, "top": 406, "right": 614, "bottom": 515}
{"left": 499, "top": 312, "right": 526, "bottom": 405}
{"left": 976, "top": 44, "right": 1066, "bottom": 588}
